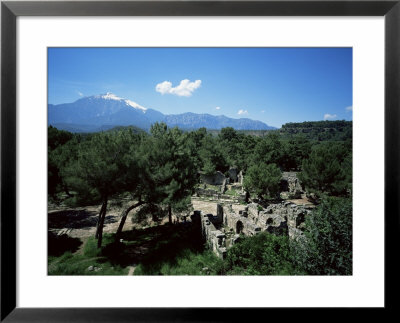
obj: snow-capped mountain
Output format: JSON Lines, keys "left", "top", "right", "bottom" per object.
{"left": 48, "top": 93, "right": 164, "bottom": 130}
{"left": 48, "top": 93, "right": 276, "bottom": 132}
{"left": 93, "top": 93, "right": 147, "bottom": 112}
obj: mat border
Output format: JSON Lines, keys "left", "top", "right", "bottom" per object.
{"left": 1, "top": 1, "right": 399, "bottom": 321}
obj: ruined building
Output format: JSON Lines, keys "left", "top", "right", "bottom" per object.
{"left": 191, "top": 201, "right": 314, "bottom": 259}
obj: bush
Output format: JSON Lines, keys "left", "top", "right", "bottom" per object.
{"left": 134, "top": 249, "right": 223, "bottom": 276}
{"left": 48, "top": 234, "right": 128, "bottom": 275}
{"left": 299, "top": 143, "right": 351, "bottom": 197}
{"left": 291, "top": 197, "right": 352, "bottom": 275}
{"left": 218, "top": 232, "right": 294, "bottom": 275}
{"left": 243, "top": 163, "right": 282, "bottom": 200}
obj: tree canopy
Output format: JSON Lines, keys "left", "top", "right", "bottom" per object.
{"left": 49, "top": 121, "right": 352, "bottom": 250}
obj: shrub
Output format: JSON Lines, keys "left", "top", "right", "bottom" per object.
{"left": 290, "top": 197, "right": 352, "bottom": 275}
{"left": 243, "top": 163, "right": 282, "bottom": 200}
{"left": 299, "top": 143, "right": 351, "bottom": 197}
{"left": 218, "top": 232, "right": 294, "bottom": 275}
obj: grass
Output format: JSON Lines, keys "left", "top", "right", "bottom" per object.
{"left": 224, "top": 188, "right": 238, "bottom": 197}
{"left": 48, "top": 217, "right": 297, "bottom": 276}
{"left": 48, "top": 222, "right": 215, "bottom": 276}
{"left": 134, "top": 246, "right": 222, "bottom": 275}
{"left": 48, "top": 225, "right": 297, "bottom": 275}
{"left": 197, "top": 183, "right": 220, "bottom": 191}
{"left": 48, "top": 234, "right": 129, "bottom": 275}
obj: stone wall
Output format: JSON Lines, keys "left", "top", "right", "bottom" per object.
{"left": 191, "top": 209, "right": 227, "bottom": 259}
{"left": 280, "top": 172, "right": 304, "bottom": 199}
{"left": 195, "top": 188, "right": 219, "bottom": 197}
{"left": 223, "top": 201, "right": 314, "bottom": 239}
{"left": 223, "top": 204, "right": 262, "bottom": 236}
{"left": 194, "top": 190, "right": 247, "bottom": 203}
{"left": 200, "top": 171, "right": 226, "bottom": 186}
{"left": 192, "top": 200, "right": 314, "bottom": 258}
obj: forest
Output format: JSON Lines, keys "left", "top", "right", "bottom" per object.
{"left": 48, "top": 120, "right": 352, "bottom": 276}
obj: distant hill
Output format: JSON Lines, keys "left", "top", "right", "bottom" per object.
{"left": 164, "top": 112, "right": 274, "bottom": 131}
{"left": 48, "top": 93, "right": 275, "bottom": 132}
{"left": 279, "top": 120, "right": 352, "bottom": 141}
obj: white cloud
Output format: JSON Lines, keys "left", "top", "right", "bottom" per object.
{"left": 215, "top": 106, "right": 221, "bottom": 110}
{"left": 261, "top": 110, "right": 265, "bottom": 113}
{"left": 346, "top": 106, "right": 353, "bottom": 112}
{"left": 155, "top": 79, "right": 202, "bottom": 97}
{"left": 77, "top": 91, "right": 84, "bottom": 97}
{"left": 238, "top": 109, "right": 248, "bottom": 115}
{"left": 324, "top": 113, "right": 337, "bottom": 120}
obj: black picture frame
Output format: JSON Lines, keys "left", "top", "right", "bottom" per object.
{"left": 1, "top": 0, "right": 399, "bottom": 321}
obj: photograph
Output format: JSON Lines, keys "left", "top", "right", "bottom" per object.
{"left": 47, "top": 47, "right": 353, "bottom": 276}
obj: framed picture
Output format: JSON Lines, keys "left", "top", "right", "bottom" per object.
{"left": 1, "top": 0, "right": 399, "bottom": 321}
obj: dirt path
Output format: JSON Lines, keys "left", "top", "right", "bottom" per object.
{"left": 49, "top": 198, "right": 235, "bottom": 241}
{"left": 48, "top": 203, "right": 134, "bottom": 240}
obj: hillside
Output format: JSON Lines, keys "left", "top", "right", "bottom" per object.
{"left": 279, "top": 120, "right": 352, "bottom": 141}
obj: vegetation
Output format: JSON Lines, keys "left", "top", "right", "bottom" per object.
{"left": 217, "top": 232, "right": 294, "bottom": 275}
{"left": 48, "top": 234, "right": 129, "bottom": 275}
{"left": 290, "top": 197, "right": 352, "bottom": 275}
{"left": 48, "top": 119, "right": 352, "bottom": 276}
{"left": 243, "top": 163, "right": 282, "bottom": 200}
{"left": 280, "top": 120, "right": 352, "bottom": 142}
{"left": 298, "top": 142, "right": 352, "bottom": 197}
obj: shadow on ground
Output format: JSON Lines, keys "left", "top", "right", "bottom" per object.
{"left": 100, "top": 222, "right": 204, "bottom": 273}
{"left": 48, "top": 209, "right": 118, "bottom": 229}
{"left": 48, "top": 231, "right": 82, "bottom": 256}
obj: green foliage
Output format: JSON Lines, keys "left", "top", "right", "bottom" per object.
{"left": 252, "top": 132, "right": 284, "bottom": 166}
{"left": 291, "top": 197, "right": 352, "bottom": 275}
{"left": 64, "top": 129, "right": 139, "bottom": 198}
{"left": 48, "top": 122, "right": 353, "bottom": 272}
{"left": 280, "top": 135, "right": 312, "bottom": 170}
{"left": 217, "top": 232, "right": 294, "bottom": 275}
{"left": 234, "top": 134, "right": 258, "bottom": 171}
{"left": 48, "top": 127, "right": 78, "bottom": 199}
{"left": 243, "top": 163, "right": 282, "bottom": 200}
{"left": 184, "top": 127, "right": 207, "bottom": 170}
{"left": 48, "top": 235, "right": 129, "bottom": 275}
{"left": 143, "top": 123, "right": 198, "bottom": 217}
{"left": 134, "top": 249, "right": 223, "bottom": 275}
{"left": 48, "top": 125, "right": 74, "bottom": 150}
{"left": 224, "top": 188, "right": 238, "bottom": 197}
{"left": 198, "top": 133, "right": 228, "bottom": 174}
{"left": 298, "top": 142, "right": 352, "bottom": 197}
{"left": 280, "top": 120, "right": 352, "bottom": 142}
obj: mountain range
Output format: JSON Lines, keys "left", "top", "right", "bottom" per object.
{"left": 48, "top": 93, "right": 276, "bottom": 132}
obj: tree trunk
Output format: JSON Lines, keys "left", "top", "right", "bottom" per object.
{"left": 115, "top": 200, "right": 144, "bottom": 241}
{"left": 96, "top": 197, "right": 108, "bottom": 248}
{"left": 95, "top": 199, "right": 107, "bottom": 239}
{"left": 168, "top": 204, "right": 172, "bottom": 225}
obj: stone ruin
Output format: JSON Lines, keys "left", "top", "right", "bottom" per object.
{"left": 280, "top": 172, "right": 304, "bottom": 199}
{"left": 200, "top": 171, "right": 226, "bottom": 186}
{"left": 191, "top": 208, "right": 228, "bottom": 259}
{"left": 200, "top": 167, "right": 243, "bottom": 186}
{"left": 196, "top": 167, "right": 246, "bottom": 203}
{"left": 192, "top": 201, "right": 314, "bottom": 259}
{"left": 198, "top": 169, "right": 304, "bottom": 202}
{"left": 193, "top": 170, "right": 310, "bottom": 258}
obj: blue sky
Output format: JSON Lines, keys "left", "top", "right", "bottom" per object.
{"left": 48, "top": 47, "right": 352, "bottom": 128}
